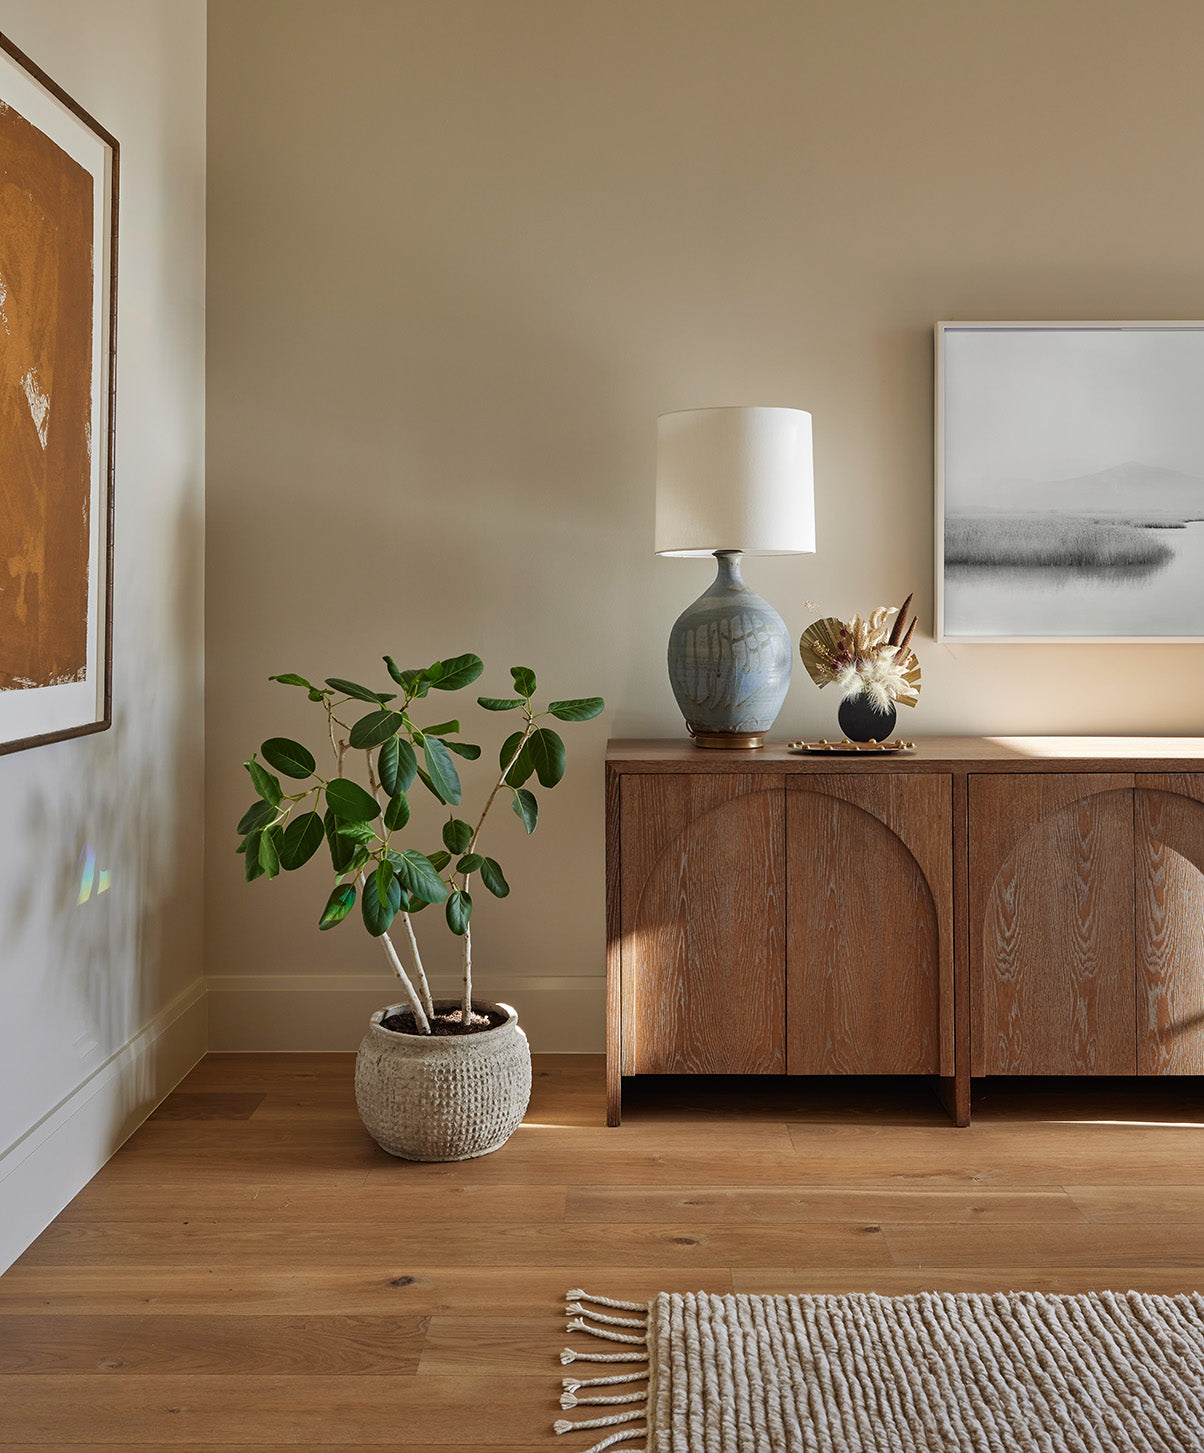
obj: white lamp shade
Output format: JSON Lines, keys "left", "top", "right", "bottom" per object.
{"left": 655, "top": 406, "right": 815, "bottom": 557}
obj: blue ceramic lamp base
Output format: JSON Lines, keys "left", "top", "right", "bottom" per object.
{"left": 667, "top": 551, "right": 793, "bottom": 749}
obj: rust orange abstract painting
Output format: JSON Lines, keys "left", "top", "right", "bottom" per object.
{"left": 0, "top": 95, "right": 93, "bottom": 691}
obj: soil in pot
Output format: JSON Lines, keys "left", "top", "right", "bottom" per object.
{"left": 381, "top": 1005, "right": 507, "bottom": 1036}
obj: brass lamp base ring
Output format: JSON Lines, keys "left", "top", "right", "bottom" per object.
{"left": 688, "top": 729, "right": 766, "bottom": 750}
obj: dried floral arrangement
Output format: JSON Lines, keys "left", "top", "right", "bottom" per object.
{"left": 799, "top": 593, "right": 921, "bottom": 711}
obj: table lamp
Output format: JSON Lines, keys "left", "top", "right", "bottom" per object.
{"left": 655, "top": 405, "right": 815, "bottom": 748}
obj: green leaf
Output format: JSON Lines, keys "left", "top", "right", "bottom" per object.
{"left": 423, "top": 719, "right": 459, "bottom": 736}
{"left": 324, "top": 809, "right": 357, "bottom": 872}
{"left": 325, "top": 677, "right": 394, "bottom": 704}
{"left": 237, "top": 800, "right": 277, "bottom": 836}
{"left": 335, "top": 819, "right": 377, "bottom": 844}
{"left": 402, "top": 892, "right": 431, "bottom": 914}
{"left": 445, "top": 888, "right": 473, "bottom": 935}
{"left": 499, "top": 730, "right": 534, "bottom": 788}
{"left": 430, "top": 653, "right": 484, "bottom": 691}
{"left": 346, "top": 846, "right": 372, "bottom": 876}
{"left": 384, "top": 790, "right": 411, "bottom": 832}
{"left": 511, "top": 788, "right": 538, "bottom": 835}
{"left": 477, "top": 696, "right": 524, "bottom": 712}
{"left": 319, "top": 881, "right": 356, "bottom": 929}
{"left": 426, "top": 850, "right": 452, "bottom": 872}
{"left": 457, "top": 852, "right": 484, "bottom": 875}
{"left": 527, "top": 727, "right": 566, "bottom": 788}
{"left": 236, "top": 836, "right": 250, "bottom": 855}
{"left": 381, "top": 738, "right": 417, "bottom": 794}
{"left": 280, "top": 811, "right": 324, "bottom": 870}
{"left": 258, "top": 825, "right": 283, "bottom": 879}
{"left": 378, "top": 736, "right": 400, "bottom": 795}
{"left": 307, "top": 688, "right": 327, "bottom": 702}
{"left": 325, "top": 778, "right": 382, "bottom": 822}
{"left": 260, "top": 737, "right": 316, "bottom": 778}
{"left": 362, "top": 862, "right": 401, "bottom": 935}
{"left": 510, "top": 665, "right": 537, "bottom": 698}
{"left": 269, "top": 672, "right": 315, "bottom": 689}
{"left": 414, "top": 766, "right": 439, "bottom": 800}
{"left": 243, "top": 830, "right": 263, "bottom": 878}
{"left": 349, "top": 709, "right": 405, "bottom": 750}
{"left": 480, "top": 856, "right": 510, "bottom": 898}
{"left": 245, "top": 758, "right": 283, "bottom": 807}
{"left": 423, "top": 736, "right": 462, "bottom": 805}
{"left": 548, "top": 697, "right": 605, "bottom": 722}
{"left": 444, "top": 740, "right": 481, "bottom": 760}
{"left": 442, "top": 817, "right": 473, "bottom": 854}
{"left": 383, "top": 656, "right": 417, "bottom": 689}
{"left": 395, "top": 849, "right": 449, "bottom": 904}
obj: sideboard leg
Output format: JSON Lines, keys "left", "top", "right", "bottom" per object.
{"left": 939, "top": 1073, "right": 971, "bottom": 1127}
{"left": 606, "top": 1070, "right": 622, "bottom": 1127}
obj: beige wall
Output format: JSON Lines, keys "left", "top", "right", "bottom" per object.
{"left": 0, "top": 0, "right": 206, "bottom": 1268}
{"left": 206, "top": 0, "right": 1204, "bottom": 1050}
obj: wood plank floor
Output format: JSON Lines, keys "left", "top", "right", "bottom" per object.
{"left": 2, "top": 1055, "right": 1204, "bottom": 1447}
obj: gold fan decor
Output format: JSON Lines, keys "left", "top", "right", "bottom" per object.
{"left": 798, "top": 593, "right": 921, "bottom": 711}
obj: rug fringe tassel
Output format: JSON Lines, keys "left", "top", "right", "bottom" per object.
{"left": 556, "top": 1291, "right": 650, "bottom": 1453}
{"left": 562, "top": 1347, "right": 646, "bottom": 1364}
{"left": 567, "top": 1318, "right": 646, "bottom": 1344}
{"left": 566, "top": 1302, "right": 647, "bottom": 1327}
{"left": 558, "top": 1428, "right": 646, "bottom": 1453}
{"left": 555, "top": 1408, "right": 645, "bottom": 1434}
{"left": 564, "top": 1371, "right": 648, "bottom": 1392}
{"left": 566, "top": 1289, "right": 647, "bottom": 1311}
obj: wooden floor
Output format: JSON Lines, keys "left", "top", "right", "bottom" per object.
{"left": 2, "top": 1056, "right": 1204, "bottom": 1448}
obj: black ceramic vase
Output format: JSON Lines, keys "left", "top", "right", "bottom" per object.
{"left": 837, "top": 692, "right": 897, "bottom": 743}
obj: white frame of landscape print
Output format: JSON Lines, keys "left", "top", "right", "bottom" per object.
{"left": 0, "top": 31, "right": 118, "bottom": 754}
{"left": 936, "top": 321, "right": 1204, "bottom": 643}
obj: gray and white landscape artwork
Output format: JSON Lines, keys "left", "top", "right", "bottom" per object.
{"left": 938, "top": 324, "right": 1204, "bottom": 640}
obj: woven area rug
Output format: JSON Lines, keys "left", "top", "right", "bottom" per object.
{"left": 553, "top": 1288, "right": 1204, "bottom": 1452}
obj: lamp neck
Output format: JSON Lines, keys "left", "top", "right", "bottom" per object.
{"left": 712, "top": 549, "right": 746, "bottom": 591}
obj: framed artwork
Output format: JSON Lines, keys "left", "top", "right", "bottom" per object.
{"left": 0, "top": 31, "right": 117, "bottom": 753}
{"left": 935, "top": 322, "right": 1204, "bottom": 643}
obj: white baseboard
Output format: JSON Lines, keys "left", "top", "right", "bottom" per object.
{"left": 206, "top": 973, "right": 605, "bottom": 1052}
{"left": 0, "top": 977, "right": 207, "bottom": 1274}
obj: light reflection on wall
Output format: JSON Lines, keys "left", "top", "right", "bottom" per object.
{"left": 76, "top": 844, "right": 111, "bottom": 906}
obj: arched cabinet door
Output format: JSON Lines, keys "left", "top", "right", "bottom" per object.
{"left": 619, "top": 774, "right": 785, "bottom": 1075}
{"left": 970, "top": 774, "right": 1136, "bottom": 1076}
{"left": 1136, "top": 776, "right": 1204, "bottom": 1075}
{"left": 786, "top": 775, "right": 953, "bottom": 1075}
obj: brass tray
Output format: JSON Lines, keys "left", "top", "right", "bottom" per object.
{"left": 787, "top": 738, "right": 916, "bottom": 754}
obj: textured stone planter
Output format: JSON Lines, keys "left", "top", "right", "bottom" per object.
{"left": 354, "top": 1000, "right": 531, "bottom": 1162}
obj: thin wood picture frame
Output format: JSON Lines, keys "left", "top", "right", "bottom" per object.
{"left": 0, "top": 30, "right": 118, "bottom": 753}
{"left": 935, "top": 321, "right": 1204, "bottom": 644}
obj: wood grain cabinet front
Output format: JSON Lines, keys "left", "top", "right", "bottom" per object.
{"left": 971, "top": 772, "right": 1204, "bottom": 1077}
{"left": 618, "top": 772, "right": 786, "bottom": 1078}
{"left": 786, "top": 775, "right": 953, "bottom": 1077}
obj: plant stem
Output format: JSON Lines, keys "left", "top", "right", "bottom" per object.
{"left": 401, "top": 910, "right": 435, "bottom": 1019}
{"left": 364, "top": 747, "right": 434, "bottom": 1021}
{"left": 454, "top": 722, "right": 533, "bottom": 1027}
{"left": 356, "top": 869, "right": 432, "bottom": 1033}
{"left": 462, "top": 883, "right": 473, "bottom": 1026}
{"left": 467, "top": 721, "right": 534, "bottom": 857}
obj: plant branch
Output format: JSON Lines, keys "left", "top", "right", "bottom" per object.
{"left": 365, "top": 748, "right": 434, "bottom": 1019}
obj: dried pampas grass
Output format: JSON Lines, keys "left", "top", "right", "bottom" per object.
{"left": 799, "top": 596, "right": 922, "bottom": 709}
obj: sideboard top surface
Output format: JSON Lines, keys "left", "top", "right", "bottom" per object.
{"left": 606, "top": 737, "right": 1204, "bottom": 774}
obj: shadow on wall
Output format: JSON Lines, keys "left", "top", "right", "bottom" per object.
{"left": 1, "top": 487, "right": 204, "bottom": 1145}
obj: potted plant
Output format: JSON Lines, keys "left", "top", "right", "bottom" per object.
{"left": 234, "top": 653, "right": 604, "bottom": 1161}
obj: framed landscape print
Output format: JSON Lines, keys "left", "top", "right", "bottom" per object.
{"left": 0, "top": 32, "right": 117, "bottom": 753}
{"left": 935, "top": 322, "right": 1204, "bottom": 642}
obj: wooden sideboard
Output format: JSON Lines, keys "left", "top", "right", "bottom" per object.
{"left": 605, "top": 737, "right": 1204, "bottom": 1126}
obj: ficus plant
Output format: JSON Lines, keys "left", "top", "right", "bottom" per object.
{"left": 235, "top": 654, "right": 604, "bottom": 1035}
